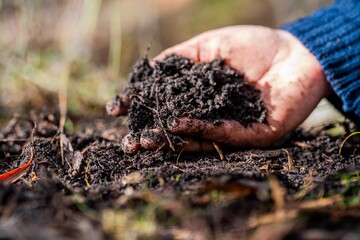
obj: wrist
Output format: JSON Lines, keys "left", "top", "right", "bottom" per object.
{"left": 282, "top": 3, "right": 360, "bottom": 116}
{"left": 279, "top": 29, "right": 331, "bottom": 99}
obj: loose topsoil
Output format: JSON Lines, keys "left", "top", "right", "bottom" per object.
{"left": 0, "top": 116, "right": 359, "bottom": 240}
{"left": 124, "top": 54, "right": 266, "bottom": 133}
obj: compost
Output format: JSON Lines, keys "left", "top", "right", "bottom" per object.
{"left": 123, "top": 54, "right": 267, "bottom": 133}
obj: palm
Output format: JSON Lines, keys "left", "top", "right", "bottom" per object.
{"left": 120, "top": 26, "right": 331, "bottom": 153}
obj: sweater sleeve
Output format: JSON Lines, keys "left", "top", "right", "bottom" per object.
{"left": 282, "top": 0, "right": 360, "bottom": 118}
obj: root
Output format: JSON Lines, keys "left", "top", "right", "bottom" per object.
{"left": 176, "top": 145, "right": 187, "bottom": 165}
{"left": 282, "top": 148, "right": 294, "bottom": 170}
{"left": 339, "top": 131, "right": 360, "bottom": 156}
{"left": 85, "top": 158, "right": 92, "bottom": 188}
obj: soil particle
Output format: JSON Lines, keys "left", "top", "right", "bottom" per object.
{"left": 124, "top": 54, "right": 267, "bottom": 133}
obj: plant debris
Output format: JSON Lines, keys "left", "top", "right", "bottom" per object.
{"left": 0, "top": 116, "right": 359, "bottom": 239}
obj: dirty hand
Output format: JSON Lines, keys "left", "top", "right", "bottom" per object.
{"left": 108, "top": 26, "right": 331, "bottom": 153}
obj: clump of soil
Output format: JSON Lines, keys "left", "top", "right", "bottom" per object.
{"left": 125, "top": 54, "right": 267, "bottom": 133}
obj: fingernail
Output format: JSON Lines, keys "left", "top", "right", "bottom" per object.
{"left": 106, "top": 99, "right": 120, "bottom": 116}
{"left": 106, "top": 95, "right": 130, "bottom": 116}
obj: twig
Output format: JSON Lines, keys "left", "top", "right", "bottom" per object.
{"left": 282, "top": 148, "right": 294, "bottom": 170}
{"left": 212, "top": 142, "right": 225, "bottom": 161}
{"left": 2, "top": 116, "right": 18, "bottom": 135}
{"left": 31, "top": 123, "right": 36, "bottom": 145}
{"left": 181, "top": 108, "right": 197, "bottom": 116}
{"left": 81, "top": 142, "right": 97, "bottom": 155}
{"left": 248, "top": 194, "right": 343, "bottom": 228}
{"left": 59, "top": 133, "right": 73, "bottom": 169}
{"left": 339, "top": 131, "right": 360, "bottom": 156}
{"left": 60, "top": 135, "right": 65, "bottom": 165}
{"left": 0, "top": 139, "right": 29, "bottom": 143}
{"left": 176, "top": 145, "right": 187, "bottom": 165}
{"left": 155, "top": 143, "right": 166, "bottom": 153}
{"left": 154, "top": 85, "right": 175, "bottom": 150}
{"left": 134, "top": 99, "right": 176, "bottom": 151}
{"left": 155, "top": 85, "right": 160, "bottom": 113}
{"left": 248, "top": 209, "right": 298, "bottom": 228}
{"left": 59, "top": 65, "right": 70, "bottom": 165}
{"left": 298, "top": 194, "right": 342, "bottom": 210}
{"left": 291, "top": 177, "right": 316, "bottom": 201}
{"left": 269, "top": 175, "right": 285, "bottom": 209}
{"left": 85, "top": 158, "right": 92, "bottom": 188}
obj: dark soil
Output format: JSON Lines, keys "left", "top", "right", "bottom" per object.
{"left": 125, "top": 54, "right": 266, "bottom": 133}
{"left": 0, "top": 114, "right": 359, "bottom": 239}
{"left": 0, "top": 56, "right": 359, "bottom": 239}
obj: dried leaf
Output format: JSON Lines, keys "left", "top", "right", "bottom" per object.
{"left": 123, "top": 172, "right": 144, "bottom": 184}
{"left": 0, "top": 145, "right": 34, "bottom": 184}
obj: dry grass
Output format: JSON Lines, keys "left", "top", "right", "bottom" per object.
{"left": 0, "top": 0, "right": 333, "bottom": 127}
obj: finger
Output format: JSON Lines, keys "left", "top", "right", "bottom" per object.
{"left": 154, "top": 37, "right": 219, "bottom": 63}
{"left": 167, "top": 117, "right": 276, "bottom": 148}
{"left": 180, "top": 138, "right": 215, "bottom": 152}
{"left": 154, "top": 31, "right": 217, "bottom": 62}
{"left": 140, "top": 128, "right": 215, "bottom": 152}
{"left": 106, "top": 94, "right": 130, "bottom": 117}
{"left": 155, "top": 43, "right": 200, "bottom": 62}
{"left": 153, "top": 30, "right": 228, "bottom": 64}
{"left": 121, "top": 133, "right": 141, "bottom": 154}
{"left": 140, "top": 129, "right": 166, "bottom": 150}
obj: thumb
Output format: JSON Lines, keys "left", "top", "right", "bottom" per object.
{"left": 106, "top": 94, "right": 131, "bottom": 117}
{"left": 153, "top": 38, "right": 201, "bottom": 62}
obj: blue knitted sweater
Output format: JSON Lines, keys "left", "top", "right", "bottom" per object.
{"left": 282, "top": 0, "right": 360, "bottom": 119}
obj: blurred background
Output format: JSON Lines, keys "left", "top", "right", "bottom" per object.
{"left": 0, "top": 0, "right": 338, "bottom": 131}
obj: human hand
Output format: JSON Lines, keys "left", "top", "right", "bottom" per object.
{"left": 109, "top": 26, "right": 331, "bottom": 153}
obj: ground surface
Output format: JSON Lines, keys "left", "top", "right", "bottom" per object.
{"left": 0, "top": 114, "right": 359, "bottom": 240}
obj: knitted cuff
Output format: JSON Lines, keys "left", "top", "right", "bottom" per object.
{"left": 282, "top": 1, "right": 360, "bottom": 117}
